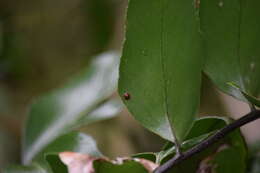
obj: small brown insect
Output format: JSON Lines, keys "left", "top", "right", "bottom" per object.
{"left": 123, "top": 92, "right": 131, "bottom": 100}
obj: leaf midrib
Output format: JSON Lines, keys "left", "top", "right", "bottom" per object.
{"left": 159, "top": 0, "right": 179, "bottom": 142}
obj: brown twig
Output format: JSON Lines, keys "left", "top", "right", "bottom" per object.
{"left": 154, "top": 110, "right": 260, "bottom": 173}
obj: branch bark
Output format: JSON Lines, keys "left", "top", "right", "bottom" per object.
{"left": 154, "top": 109, "right": 260, "bottom": 173}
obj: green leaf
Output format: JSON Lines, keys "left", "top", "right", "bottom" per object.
{"left": 199, "top": 128, "right": 247, "bottom": 173}
{"left": 45, "top": 154, "right": 68, "bottom": 173}
{"left": 58, "top": 152, "right": 158, "bottom": 173}
{"left": 119, "top": 0, "right": 203, "bottom": 143}
{"left": 74, "top": 98, "right": 123, "bottom": 128}
{"left": 228, "top": 82, "right": 260, "bottom": 107}
{"left": 241, "top": 93, "right": 260, "bottom": 108}
{"left": 132, "top": 117, "right": 247, "bottom": 172}
{"left": 155, "top": 116, "right": 227, "bottom": 163}
{"left": 185, "top": 116, "right": 227, "bottom": 140}
{"left": 2, "top": 164, "right": 47, "bottom": 173}
{"left": 132, "top": 153, "right": 157, "bottom": 163}
{"left": 93, "top": 160, "right": 149, "bottom": 173}
{"left": 211, "top": 147, "right": 245, "bottom": 173}
{"left": 201, "top": 0, "right": 260, "bottom": 101}
{"left": 162, "top": 117, "right": 247, "bottom": 173}
{"left": 34, "top": 132, "right": 102, "bottom": 164}
{"left": 23, "top": 52, "right": 120, "bottom": 164}
{"left": 239, "top": 0, "right": 260, "bottom": 98}
{"left": 133, "top": 117, "right": 230, "bottom": 164}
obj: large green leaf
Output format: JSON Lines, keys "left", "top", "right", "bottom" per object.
{"left": 119, "top": 0, "right": 203, "bottom": 143}
{"left": 239, "top": 0, "right": 260, "bottom": 98}
{"left": 201, "top": 0, "right": 260, "bottom": 101}
{"left": 23, "top": 52, "right": 120, "bottom": 164}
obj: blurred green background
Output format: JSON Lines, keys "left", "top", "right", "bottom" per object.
{"left": 0, "top": 0, "right": 260, "bottom": 170}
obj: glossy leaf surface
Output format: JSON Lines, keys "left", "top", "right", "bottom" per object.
{"left": 119, "top": 0, "right": 203, "bottom": 142}
{"left": 23, "top": 52, "right": 120, "bottom": 164}
{"left": 201, "top": 0, "right": 260, "bottom": 101}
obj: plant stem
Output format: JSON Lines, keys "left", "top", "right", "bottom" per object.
{"left": 154, "top": 109, "right": 260, "bottom": 173}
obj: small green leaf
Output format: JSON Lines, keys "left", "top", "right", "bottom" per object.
{"left": 241, "top": 94, "right": 260, "bottom": 108}
{"left": 189, "top": 125, "right": 247, "bottom": 173}
{"left": 45, "top": 154, "right": 68, "bottom": 173}
{"left": 58, "top": 152, "right": 158, "bottom": 173}
{"left": 211, "top": 147, "right": 245, "bottom": 173}
{"left": 228, "top": 82, "right": 260, "bottom": 107}
{"left": 154, "top": 116, "right": 228, "bottom": 163}
{"left": 185, "top": 116, "right": 227, "bottom": 140}
{"left": 133, "top": 117, "right": 247, "bottom": 172}
{"left": 23, "top": 52, "right": 119, "bottom": 164}
{"left": 201, "top": 0, "right": 260, "bottom": 101}
{"left": 194, "top": 128, "right": 247, "bottom": 173}
{"left": 119, "top": 0, "right": 203, "bottom": 143}
{"left": 132, "top": 153, "right": 157, "bottom": 163}
{"left": 93, "top": 160, "right": 150, "bottom": 173}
